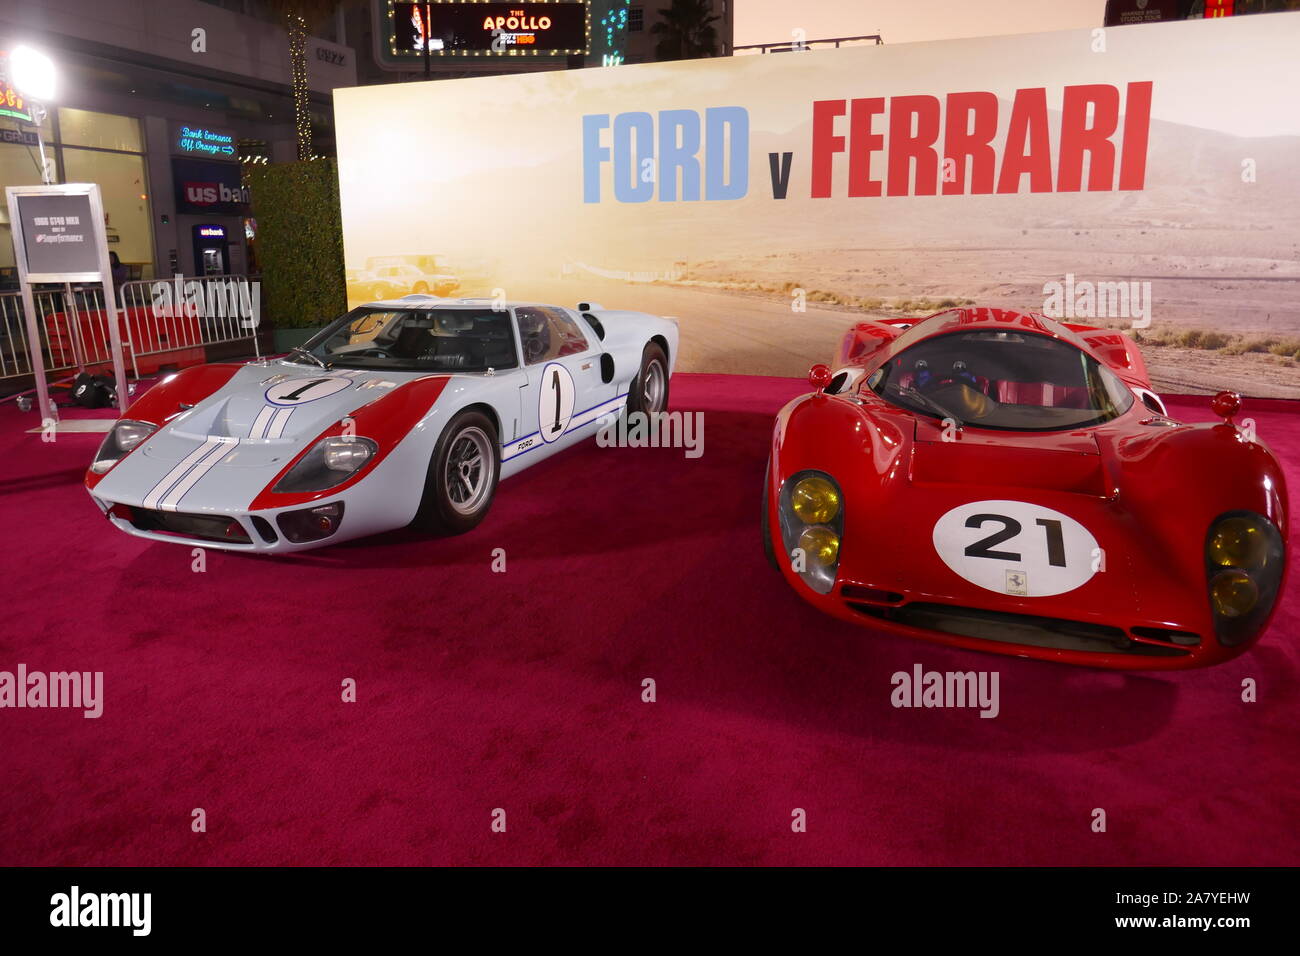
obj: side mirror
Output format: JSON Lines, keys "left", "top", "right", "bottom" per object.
{"left": 808, "top": 363, "right": 832, "bottom": 390}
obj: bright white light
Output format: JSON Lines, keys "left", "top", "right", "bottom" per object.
{"left": 11, "top": 45, "right": 57, "bottom": 101}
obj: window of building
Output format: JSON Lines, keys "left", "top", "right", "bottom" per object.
{"left": 629, "top": 7, "right": 644, "bottom": 31}
{"left": 61, "top": 149, "right": 154, "bottom": 273}
{"left": 55, "top": 109, "right": 155, "bottom": 279}
{"left": 58, "top": 108, "right": 144, "bottom": 153}
{"left": 0, "top": 111, "right": 58, "bottom": 272}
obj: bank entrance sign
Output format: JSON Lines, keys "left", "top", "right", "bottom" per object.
{"left": 174, "top": 124, "right": 237, "bottom": 158}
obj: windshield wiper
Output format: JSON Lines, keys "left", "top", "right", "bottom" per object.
{"left": 897, "top": 385, "right": 964, "bottom": 430}
{"left": 289, "top": 346, "right": 329, "bottom": 370}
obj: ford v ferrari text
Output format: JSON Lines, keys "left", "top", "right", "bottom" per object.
{"left": 87, "top": 296, "right": 677, "bottom": 551}
{"left": 762, "top": 307, "right": 1288, "bottom": 669}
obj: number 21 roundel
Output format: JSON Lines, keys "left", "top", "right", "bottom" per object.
{"left": 932, "top": 500, "right": 1100, "bottom": 597}
{"left": 539, "top": 362, "right": 576, "bottom": 443}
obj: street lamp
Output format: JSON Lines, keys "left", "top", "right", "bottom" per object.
{"left": 10, "top": 44, "right": 57, "bottom": 184}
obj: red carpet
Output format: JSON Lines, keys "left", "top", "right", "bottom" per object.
{"left": 0, "top": 374, "right": 1296, "bottom": 866}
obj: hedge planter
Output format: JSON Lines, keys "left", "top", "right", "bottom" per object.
{"left": 248, "top": 159, "right": 347, "bottom": 331}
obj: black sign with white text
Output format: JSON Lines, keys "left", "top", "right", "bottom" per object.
{"left": 14, "top": 193, "right": 99, "bottom": 276}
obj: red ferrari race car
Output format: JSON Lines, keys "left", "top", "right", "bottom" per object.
{"left": 762, "top": 307, "right": 1289, "bottom": 669}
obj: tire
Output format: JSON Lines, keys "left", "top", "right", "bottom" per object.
{"left": 411, "top": 409, "right": 500, "bottom": 535}
{"left": 626, "top": 342, "right": 669, "bottom": 418}
{"left": 761, "top": 455, "right": 780, "bottom": 571}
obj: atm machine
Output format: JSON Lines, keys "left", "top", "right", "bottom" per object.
{"left": 192, "top": 224, "right": 230, "bottom": 276}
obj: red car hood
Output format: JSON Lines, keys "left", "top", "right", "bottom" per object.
{"left": 778, "top": 394, "right": 1285, "bottom": 650}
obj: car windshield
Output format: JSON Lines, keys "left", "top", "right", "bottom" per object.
{"left": 295, "top": 308, "right": 517, "bottom": 372}
{"left": 868, "top": 330, "right": 1135, "bottom": 430}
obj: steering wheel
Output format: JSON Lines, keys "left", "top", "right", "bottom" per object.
{"left": 352, "top": 347, "right": 389, "bottom": 358}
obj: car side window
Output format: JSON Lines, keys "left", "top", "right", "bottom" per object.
{"left": 517, "top": 306, "right": 592, "bottom": 366}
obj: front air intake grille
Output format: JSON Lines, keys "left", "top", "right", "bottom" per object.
{"left": 123, "top": 507, "right": 252, "bottom": 544}
{"left": 1130, "top": 626, "right": 1201, "bottom": 647}
{"left": 841, "top": 585, "right": 905, "bottom": 604}
{"left": 849, "top": 602, "right": 1190, "bottom": 657}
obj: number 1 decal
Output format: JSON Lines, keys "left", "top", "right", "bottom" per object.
{"left": 264, "top": 376, "right": 352, "bottom": 406}
{"left": 283, "top": 380, "right": 328, "bottom": 402}
{"left": 550, "top": 369, "right": 563, "bottom": 434}
{"left": 538, "top": 362, "right": 576, "bottom": 443}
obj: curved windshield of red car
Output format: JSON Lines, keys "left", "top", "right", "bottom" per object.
{"left": 868, "top": 330, "right": 1135, "bottom": 431}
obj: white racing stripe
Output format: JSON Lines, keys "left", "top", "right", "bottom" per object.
{"left": 265, "top": 407, "right": 294, "bottom": 438}
{"left": 142, "top": 438, "right": 229, "bottom": 510}
{"left": 158, "top": 438, "right": 241, "bottom": 511}
{"left": 249, "top": 405, "right": 294, "bottom": 439}
{"left": 249, "top": 406, "right": 274, "bottom": 438}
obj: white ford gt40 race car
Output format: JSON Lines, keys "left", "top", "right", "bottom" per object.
{"left": 86, "top": 296, "right": 678, "bottom": 551}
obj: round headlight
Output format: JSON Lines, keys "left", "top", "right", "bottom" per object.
{"left": 91, "top": 420, "right": 157, "bottom": 474}
{"left": 1208, "top": 516, "right": 1269, "bottom": 571}
{"left": 323, "top": 438, "right": 374, "bottom": 471}
{"left": 1209, "top": 569, "right": 1258, "bottom": 619}
{"left": 798, "top": 526, "right": 840, "bottom": 567}
{"left": 115, "top": 422, "right": 154, "bottom": 451}
{"left": 790, "top": 476, "right": 840, "bottom": 524}
{"left": 273, "top": 436, "right": 378, "bottom": 493}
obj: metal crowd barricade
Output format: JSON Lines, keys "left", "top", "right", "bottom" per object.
{"left": 0, "top": 274, "right": 259, "bottom": 386}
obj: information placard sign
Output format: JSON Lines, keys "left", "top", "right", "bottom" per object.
{"left": 5, "top": 183, "right": 130, "bottom": 419}
{"left": 12, "top": 192, "right": 99, "bottom": 278}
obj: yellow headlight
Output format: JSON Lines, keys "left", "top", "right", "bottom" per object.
{"left": 1210, "top": 569, "right": 1258, "bottom": 619}
{"left": 791, "top": 476, "right": 840, "bottom": 524}
{"left": 798, "top": 526, "right": 840, "bottom": 567}
{"left": 1208, "top": 517, "right": 1268, "bottom": 571}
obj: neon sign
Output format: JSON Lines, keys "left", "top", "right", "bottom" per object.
{"left": 390, "top": 2, "right": 589, "bottom": 57}
{"left": 176, "top": 126, "right": 236, "bottom": 157}
{"left": 0, "top": 82, "right": 32, "bottom": 123}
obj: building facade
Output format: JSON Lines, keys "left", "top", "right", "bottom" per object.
{"left": 0, "top": 0, "right": 356, "bottom": 284}
{"left": 1, "top": 1, "right": 734, "bottom": 284}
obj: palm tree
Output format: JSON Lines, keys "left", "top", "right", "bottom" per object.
{"left": 650, "top": 0, "right": 720, "bottom": 61}
{"left": 262, "top": 0, "right": 344, "bottom": 160}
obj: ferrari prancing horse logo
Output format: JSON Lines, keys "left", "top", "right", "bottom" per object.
{"left": 932, "top": 500, "right": 1100, "bottom": 598}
